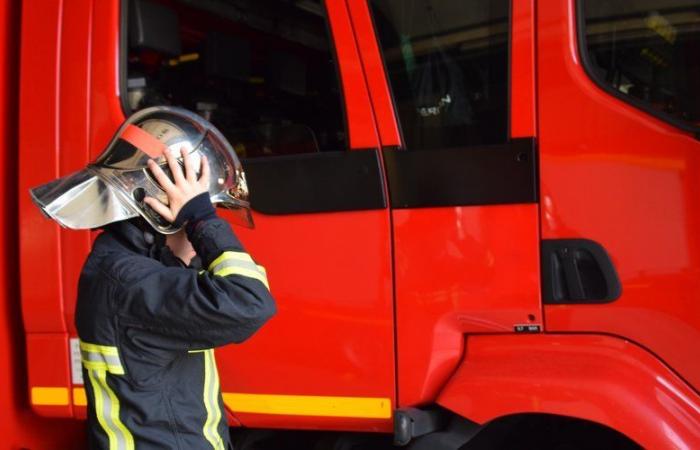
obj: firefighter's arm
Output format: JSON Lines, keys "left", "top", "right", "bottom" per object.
{"left": 121, "top": 148, "right": 276, "bottom": 347}
{"left": 117, "top": 218, "right": 276, "bottom": 348}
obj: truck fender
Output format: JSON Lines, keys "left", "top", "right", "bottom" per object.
{"left": 436, "top": 333, "right": 700, "bottom": 450}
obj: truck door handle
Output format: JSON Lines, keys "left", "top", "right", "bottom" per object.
{"left": 541, "top": 239, "right": 622, "bottom": 304}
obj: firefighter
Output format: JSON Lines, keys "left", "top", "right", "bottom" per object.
{"left": 30, "top": 106, "right": 276, "bottom": 449}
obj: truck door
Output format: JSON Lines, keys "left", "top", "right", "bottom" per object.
{"left": 538, "top": 0, "right": 700, "bottom": 391}
{"left": 119, "top": 0, "right": 397, "bottom": 432}
{"left": 21, "top": 0, "right": 396, "bottom": 430}
{"left": 353, "top": 0, "right": 542, "bottom": 407}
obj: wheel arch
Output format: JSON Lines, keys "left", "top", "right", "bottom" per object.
{"left": 435, "top": 333, "right": 700, "bottom": 450}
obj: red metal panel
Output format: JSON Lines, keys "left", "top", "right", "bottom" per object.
{"left": 358, "top": 0, "right": 543, "bottom": 408}
{"left": 19, "top": 0, "right": 66, "bottom": 333}
{"left": 89, "top": 0, "right": 125, "bottom": 159}
{"left": 219, "top": 209, "right": 395, "bottom": 432}
{"left": 26, "top": 334, "right": 73, "bottom": 417}
{"left": 392, "top": 205, "right": 541, "bottom": 407}
{"left": 20, "top": 0, "right": 95, "bottom": 420}
{"left": 510, "top": 0, "right": 536, "bottom": 138}
{"left": 538, "top": 0, "right": 700, "bottom": 391}
{"left": 345, "top": 0, "right": 401, "bottom": 147}
{"left": 1, "top": 0, "right": 86, "bottom": 444}
{"left": 438, "top": 334, "right": 700, "bottom": 450}
{"left": 59, "top": 0, "right": 93, "bottom": 336}
{"left": 326, "top": 0, "right": 380, "bottom": 150}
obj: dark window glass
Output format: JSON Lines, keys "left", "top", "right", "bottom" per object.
{"left": 369, "top": 0, "right": 509, "bottom": 150}
{"left": 125, "top": 0, "right": 346, "bottom": 158}
{"left": 581, "top": 0, "right": 700, "bottom": 130}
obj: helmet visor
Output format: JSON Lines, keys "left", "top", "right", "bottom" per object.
{"left": 29, "top": 167, "right": 138, "bottom": 230}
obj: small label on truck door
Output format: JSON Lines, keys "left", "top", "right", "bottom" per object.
{"left": 514, "top": 324, "right": 541, "bottom": 333}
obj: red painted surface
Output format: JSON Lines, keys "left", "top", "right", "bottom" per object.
{"left": 19, "top": 0, "right": 66, "bottom": 335}
{"left": 391, "top": 205, "right": 541, "bottom": 407}
{"left": 2, "top": 0, "right": 86, "bottom": 447}
{"left": 345, "top": 0, "right": 401, "bottom": 147}
{"left": 326, "top": 0, "right": 381, "bottom": 150}
{"left": 89, "top": 0, "right": 124, "bottom": 158}
{"left": 18, "top": 0, "right": 77, "bottom": 420}
{"left": 25, "top": 334, "right": 73, "bottom": 418}
{"left": 438, "top": 334, "right": 700, "bottom": 450}
{"left": 359, "top": 0, "right": 543, "bottom": 407}
{"left": 12, "top": 0, "right": 700, "bottom": 446}
{"left": 510, "top": 0, "right": 536, "bottom": 138}
{"left": 223, "top": 208, "right": 395, "bottom": 432}
{"left": 537, "top": 0, "right": 700, "bottom": 392}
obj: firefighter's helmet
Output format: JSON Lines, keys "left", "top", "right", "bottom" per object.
{"left": 30, "top": 106, "right": 253, "bottom": 233}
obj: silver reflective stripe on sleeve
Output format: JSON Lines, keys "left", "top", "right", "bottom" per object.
{"left": 207, "top": 251, "right": 269, "bottom": 289}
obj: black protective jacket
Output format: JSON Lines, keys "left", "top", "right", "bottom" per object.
{"left": 75, "top": 216, "right": 276, "bottom": 450}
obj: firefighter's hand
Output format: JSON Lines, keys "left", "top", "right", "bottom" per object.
{"left": 144, "top": 147, "right": 211, "bottom": 223}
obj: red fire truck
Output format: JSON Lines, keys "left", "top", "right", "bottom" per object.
{"left": 3, "top": 0, "right": 700, "bottom": 448}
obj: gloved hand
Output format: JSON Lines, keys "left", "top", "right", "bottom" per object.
{"left": 144, "top": 147, "right": 211, "bottom": 224}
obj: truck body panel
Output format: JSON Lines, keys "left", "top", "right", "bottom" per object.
{"left": 10, "top": 0, "right": 700, "bottom": 447}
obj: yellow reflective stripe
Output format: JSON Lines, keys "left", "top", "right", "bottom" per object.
{"left": 80, "top": 340, "right": 125, "bottom": 375}
{"left": 214, "top": 266, "right": 270, "bottom": 289}
{"left": 80, "top": 341, "right": 119, "bottom": 355}
{"left": 210, "top": 351, "right": 225, "bottom": 450}
{"left": 31, "top": 387, "right": 69, "bottom": 405}
{"left": 202, "top": 349, "right": 225, "bottom": 450}
{"left": 104, "top": 372, "right": 135, "bottom": 450}
{"left": 87, "top": 369, "right": 134, "bottom": 450}
{"left": 208, "top": 251, "right": 255, "bottom": 270}
{"left": 87, "top": 370, "right": 117, "bottom": 450}
{"left": 81, "top": 340, "right": 132, "bottom": 449}
{"left": 82, "top": 360, "right": 125, "bottom": 375}
{"left": 208, "top": 251, "right": 270, "bottom": 289}
{"left": 221, "top": 393, "right": 392, "bottom": 419}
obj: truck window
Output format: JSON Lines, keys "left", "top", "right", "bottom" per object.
{"left": 368, "top": 0, "right": 509, "bottom": 150}
{"left": 124, "top": 0, "right": 346, "bottom": 158}
{"left": 580, "top": 0, "right": 700, "bottom": 131}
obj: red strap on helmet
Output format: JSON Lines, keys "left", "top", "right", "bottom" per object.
{"left": 121, "top": 124, "right": 168, "bottom": 158}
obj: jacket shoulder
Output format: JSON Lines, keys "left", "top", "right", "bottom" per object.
{"left": 86, "top": 231, "right": 162, "bottom": 286}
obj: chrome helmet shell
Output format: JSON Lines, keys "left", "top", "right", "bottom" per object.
{"left": 30, "top": 106, "right": 253, "bottom": 233}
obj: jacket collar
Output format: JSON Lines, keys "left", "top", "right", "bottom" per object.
{"left": 104, "top": 219, "right": 201, "bottom": 269}
{"left": 104, "top": 219, "right": 155, "bottom": 256}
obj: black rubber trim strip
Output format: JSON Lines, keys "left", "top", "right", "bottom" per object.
{"left": 119, "top": 0, "right": 131, "bottom": 115}
{"left": 383, "top": 137, "right": 537, "bottom": 208}
{"left": 576, "top": 0, "right": 700, "bottom": 138}
{"left": 242, "top": 150, "right": 386, "bottom": 215}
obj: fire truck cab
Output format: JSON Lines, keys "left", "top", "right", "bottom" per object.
{"left": 12, "top": 0, "right": 700, "bottom": 448}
